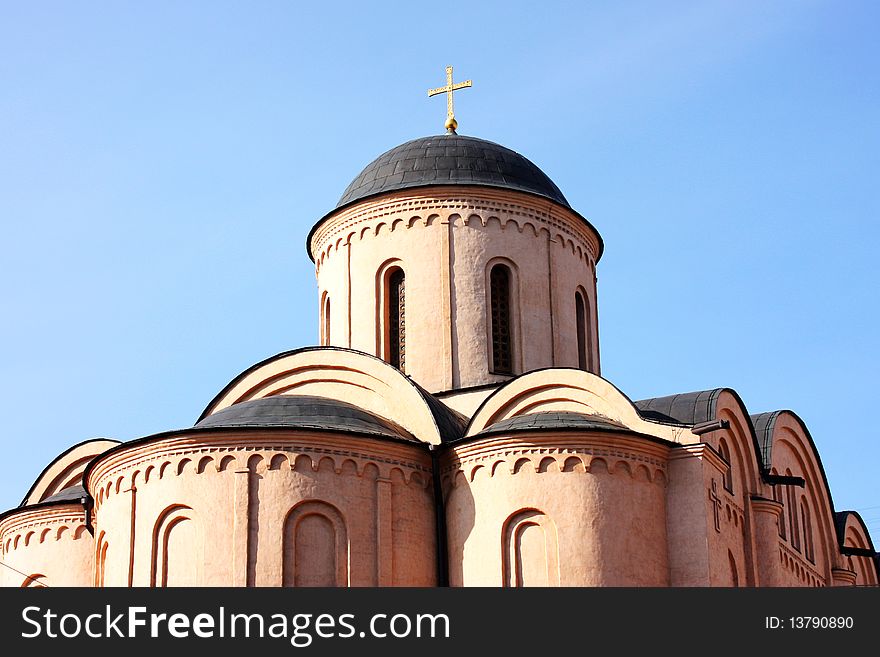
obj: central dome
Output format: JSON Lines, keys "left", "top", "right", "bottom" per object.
{"left": 335, "top": 134, "right": 570, "bottom": 209}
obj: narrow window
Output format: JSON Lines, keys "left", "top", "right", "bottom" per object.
{"left": 800, "top": 498, "right": 814, "bottom": 563}
{"left": 575, "top": 290, "right": 588, "bottom": 370}
{"left": 490, "top": 264, "right": 513, "bottom": 374}
{"left": 719, "top": 439, "right": 733, "bottom": 493}
{"left": 386, "top": 268, "right": 405, "bottom": 370}
{"left": 786, "top": 470, "right": 800, "bottom": 552}
{"left": 321, "top": 294, "right": 331, "bottom": 346}
{"left": 771, "top": 471, "right": 786, "bottom": 540}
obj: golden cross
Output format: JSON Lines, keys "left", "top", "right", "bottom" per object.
{"left": 427, "top": 65, "right": 472, "bottom": 134}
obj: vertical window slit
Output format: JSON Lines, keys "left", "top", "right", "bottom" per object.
{"left": 388, "top": 268, "right": 405, "bottom": 371}
{"left": 490, "top": 265, "right": 513, "bottom": 374}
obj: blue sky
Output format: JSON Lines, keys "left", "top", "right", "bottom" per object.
{"left": 1, "top": 2, "right": 878, "bottom": 537}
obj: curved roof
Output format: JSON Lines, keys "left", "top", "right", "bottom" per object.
{"left": 749, "top": 408, "right": 837, "bottom": 520}
{"left": 41, "top": 485, "right": 87, "bottom": 504}
{"left": 198, "top": 346, "right": 466, "bottom": 444}
{"left": 474, "top": 411, "right": 629, "bottom": 439}
{"left": 20, "top": 438, "right": 119, "bottom": 507}
{"left": 335, "top": 134, "right": 570, "bottom": 210}
{"left": 195, "top": 394, "right": 418, "bottom": 443}
{"left": 751, "top": 410, "right": 781, "bottom": 469}
{"left": 835, "top": 510, "right": 877, "bottom": 553}
{"left": 635, "top": 388, "right": 767, "bottom": 471}
{"left": 635, "top": 389, "right": 726, "bottom": 426}
{"left": 464, "top": 367, "right": 685, "bottom": 443}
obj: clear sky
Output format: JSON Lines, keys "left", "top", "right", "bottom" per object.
{"left": 1, "top": 2, "right": 878, "bottom": 538}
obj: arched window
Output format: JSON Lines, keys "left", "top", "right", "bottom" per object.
{"left": 771, "top": 471, "right": 786, "bottom": 540}
{"left": 384, "top": 267, "right": 406, "bottom": 370}
{"left": 718, "top": 439, "right": 733, "bottom": 493}
{"left": 490, "top": 264, "right": 513, "bottom": 374}
{"left": 800, "top": 498, "right": 814, "bottom": 563}
{"left": 575, "top": 289, "right": 589, "bottom": 370}
{"left": 321, "top": 293, "right": 331, "bottom": 346}
{"left": 786, "top": 469, "right": 801, "bottom": 552}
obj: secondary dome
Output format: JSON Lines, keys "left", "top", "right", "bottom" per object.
{"left": 335, "top": 134, "right": 570, "bottom": 209}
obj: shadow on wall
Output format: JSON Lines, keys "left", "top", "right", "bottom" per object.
{"left": 444, "top": 470, "right": 475, "bottom": 586}
{"left": 242, "top": 454, "right": 264, "bottom": 587}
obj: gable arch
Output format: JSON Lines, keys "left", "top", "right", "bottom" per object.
{"left": 759, "top": 411, "right": 840, "bottom": 579}
{"left": 836, "top": 512, "right": 878, "bottom": 586}
{"left": 198, "top": 347, "right": 459, "bottom": 445}
{"left": 22, "top": 439, "right": 120, "bottom": 507}
{"left": 466, "top": 368, "right": 685, "bottom": 441}
{"left": 710, "top": 390, "right": 764, "bottom": 496}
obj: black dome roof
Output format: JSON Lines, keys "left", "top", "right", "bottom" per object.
{"left": 335, "top": 134, "right": 570, "bottom": 209}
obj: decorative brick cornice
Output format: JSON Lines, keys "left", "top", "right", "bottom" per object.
{"left": 88, "top": 431, "right": 432, "bottom": 509}
{"left": 831, "top": 567, "right": 857, "bottom": 586}
{"left": 442, "top": 433, "right": 668, "bottom": 485}
{"left": 779, "top": 542, "right": 825, "bottom": 586}
{"left": 750, "top": 495, "right": 784, "bottom": 519}
{"left": 312, "top": 187, "right": 601, "bottom": 268}
{"left": 0, "top": 504, "right": 88, "bottom": 555}
{"left": 670, "top": 442, "right": 729, "bottom": 474}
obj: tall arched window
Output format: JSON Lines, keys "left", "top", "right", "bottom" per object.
{"left": 490, "top": 264, "right": 513, "bottom": 374}
{"left": 575, "top": 289, "right": 589, "bottom": 370}
{"left": 321, "top": 293, "right": 331, "bottom": 346}
{"left": 786, "top": 469, "right": 801, "bottom": 552}
{"left": 800, "top": 498, "right": 814, "bottom": 563}
{"left": 384, "top": 267, "right": 405, "bottom": 371}
{"left": 771, "top": 471, "right": 786, "bottom": 539}
{"left": 718, "top": 439, "right": 733, "bottom": 493}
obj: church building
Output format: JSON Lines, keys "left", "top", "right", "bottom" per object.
{"left": 1, "top": 71, "right": 877, "bottom": 587}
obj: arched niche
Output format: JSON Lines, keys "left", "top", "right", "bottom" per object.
{"left": 502, "top": 509, "right": 559, "bottom": 587}
{"left": 20, "top": 574, "right": 47, "bottom": 588}
{"left": 150, "top": 505, "right": 198, "bottom": 587}
{"left": 282, "top": 501, "right": 349, "bottom": 587}
{"left": 22, "top": 439, "right": 119, "bottom": 506}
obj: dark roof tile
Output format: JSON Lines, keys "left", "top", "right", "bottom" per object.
{"left": 335, "top": 134, "right": 569, "bottom": 209}
{"left": 197, "top": 395, "right": 418, "bottom": 443}
{"left": 469, "top": 411, "right": 628, "bottom": 440}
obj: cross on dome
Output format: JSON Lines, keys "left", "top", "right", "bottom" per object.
{"left": 427, "top": 65, "right": 472, "bottom": 134}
